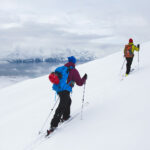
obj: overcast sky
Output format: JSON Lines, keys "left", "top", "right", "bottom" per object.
{"left": 0, "top": 0, "right": 150, "bottom": 58}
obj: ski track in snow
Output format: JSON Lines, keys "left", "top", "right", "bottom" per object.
{"left": 0, "top": 42, "right": 150, "bottom": 150}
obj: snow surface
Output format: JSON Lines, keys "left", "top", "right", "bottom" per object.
{"left": 0, "top": 42, "right": 150, "bottom": 150}
{"left": 0, "top": 76, "right": 29, "bottom": 89}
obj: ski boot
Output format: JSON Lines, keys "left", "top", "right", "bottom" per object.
{"left": 46, "top": 127, "right": 56, "bottom": 136}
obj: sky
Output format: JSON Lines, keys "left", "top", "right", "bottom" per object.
{"left": 0, "top": 0, "right": 150, "bottom": 58}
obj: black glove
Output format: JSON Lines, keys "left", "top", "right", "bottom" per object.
{"left": 83, "top": 73, "right": 87, "bottom": 80}
{"left": 137, "top": 44, "right": 140, "bottom": 49}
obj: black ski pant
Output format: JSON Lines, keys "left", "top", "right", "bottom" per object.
{"left": 51, "top": 90, "right": 71, "bottom": 128}
{"left": 126, "top": 57, "right": 133, "bottom": 74}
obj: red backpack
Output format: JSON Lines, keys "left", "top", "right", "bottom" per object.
{"left": 49, "top": 72, "right": 60, "bottom": 84}
{"left": 124, "top": 45, "right": 134, "bottom": 58}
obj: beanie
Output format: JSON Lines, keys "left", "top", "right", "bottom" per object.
{"left": 68, "top": 56, "right": 76, "bottom": 64}
{"left": 129, "top": 38, "right": 133, "bottom": 43}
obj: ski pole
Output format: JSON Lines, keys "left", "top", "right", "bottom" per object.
{"left": 38, "top": 97, "right": 59, "bottom": 134}
{"left": 81, "top": 83, "right": 86, "bottom": 120}
{"left": 138, "top": 51, "right": 140, "bottom": 70}
{"left": 121, "top": 58, "right": 126, "bottom": 71}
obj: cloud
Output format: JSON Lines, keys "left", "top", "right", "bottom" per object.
{"left": 0, "top": 0, "right": 150, "bottom": 58}
{"left": 0, "top": 12, "right": 113, "bottom": 57}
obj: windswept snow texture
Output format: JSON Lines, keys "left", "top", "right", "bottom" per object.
{"left": 0, "top": 42, "right": 150, "bottom": 150}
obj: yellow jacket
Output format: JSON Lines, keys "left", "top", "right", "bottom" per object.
{"left": 124, "top": 42, "right": 139, "bottom": 56}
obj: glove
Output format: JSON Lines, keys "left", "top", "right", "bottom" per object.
{"left": 137, "top": 44, "right": 140, "bottom": 49}
{"left": 83, "top": 73, "right": 87, "bottom": 80}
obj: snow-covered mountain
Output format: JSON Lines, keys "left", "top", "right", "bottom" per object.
{"left": 0, "top": 49, "right": 96, "bottom": 64}
{"left": 0, "top": 42, "right": 150, "bottom": 150}
{"left": 0, "top": 49, "right": 95, "bottom": 89}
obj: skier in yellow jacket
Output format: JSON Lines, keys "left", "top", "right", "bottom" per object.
{"left": 124, "top": 38, "right": 140, "bottom": 76}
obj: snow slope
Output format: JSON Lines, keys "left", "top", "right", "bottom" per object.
{"left": 0, "top": 42, "right": 150, "bottom": 150}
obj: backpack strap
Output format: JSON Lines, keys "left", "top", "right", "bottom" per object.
{"left": 67, "top": 66, "right": 74, "bottom": 72}
{"left": 68, "top": 80, "right": 75, "bottom": 87}
{"left": 67, "top": 66, "right": 75, "bottom": 87}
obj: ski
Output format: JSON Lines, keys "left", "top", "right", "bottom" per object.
{"left": 45, "top": 101, "right": 89, "bottom": 138}
{"left": 24, "top": 102, "right": 89, "bottom": 150}
{"left": 120, "top": 68, "right": 135, "bottom": 81}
